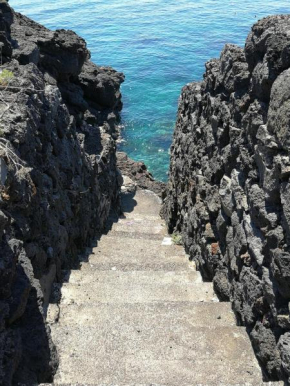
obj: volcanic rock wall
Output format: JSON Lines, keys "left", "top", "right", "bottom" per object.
{"left": 163, "top": 15, "right": 290, "bottom": 382}
{"left": 0, "top": 1, "right": 124, "bottom": 384}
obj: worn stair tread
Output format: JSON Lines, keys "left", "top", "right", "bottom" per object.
{"left": 118, "top": 212, "right": 164, "bottom": 221}
{"left": 53, "top": 356, "right": 263, "bottom": 385}
{"left": 121, "top": 189, "right": 162, "bottom": 217}
{"left": 57, "top": 301, "right": 236, "bottom": 327}
{"left": 92, "top": 235, "right": 185, "bottom": 258}
{"left": 99, "top": 224, "right": 169, "bottom": 240}
{"left": 40, "top": 383, "right": 285, "bottom": 386}
{"left": 104, "top": 230, "right": 167, "bottom": 240}
{"left": 60, "top": 279, "right": 217, "bottom": 304}
{"left": 62, "top": 269, "right": 202, "bottom": 285}
{"left": 60, "top": 282, "right": 217, "bottom": 304}
{"left": 110, "top": 217, "right": 167, "bottom": 236}
{"left": 78, "top": 260, "right": 192, "bottom": 272}
{"left": 52, "top": 323, "right": 260, "bottom": 363}
{"left": 110, "top": 224, "right": 167, "bottom": 236}
{"left": 42, "top": 381, "right": 286, "bottom": 386}
{"left": 88, "top": 251, "right": 188, "bottom": 266}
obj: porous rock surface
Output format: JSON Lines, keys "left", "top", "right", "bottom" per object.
{"left": 163, "top": 15, "right": 290, "bottom": 382}
{"left": 117, "top": 151, "right": 166, "bottom": 197}
{"left": 0, "top": 1, "right": 124, "bottom": 384}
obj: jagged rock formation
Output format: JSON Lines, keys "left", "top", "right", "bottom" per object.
{"left": 163, "top": 15, "right": 290, "bottom": 382}
{"left": 117, "top": 151, "right": 165, "bottom": 197}
{"left": 0, "top": 1, "right": 124, "bottom": 384}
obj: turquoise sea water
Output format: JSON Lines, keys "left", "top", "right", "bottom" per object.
{"left": 11, "top": 1, "right": 290, "bottom": 181}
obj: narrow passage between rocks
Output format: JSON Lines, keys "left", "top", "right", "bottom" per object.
{"left": 47, "top": 177, "right": 277, "bottom": 385}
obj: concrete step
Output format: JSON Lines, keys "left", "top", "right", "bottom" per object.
{"left": 60, "top": 279, "right": 217, "bottom": 305}
{"left": 121, "top": 188, "right": 162, "bottom": 217}
{"left": 104, "top": 230, "right": 167, "bottom": 241}
{"left": 51, "top": 324, "right": 263, "bottom": 384}
{"left": 79, "top": 260, "right": 192, "bottom": 272}
{"left": 41, "top": 382, "right": 284, "bottom": 386}
{"left": 53, "top": 357, "right": 264, "bottom": 385}
{"left": 57, "top": 302, "right": 236, "bottom": 327}
{"left": 62, "top": 269, "right": 202, "bottom": 285}
{"left": 110, "top": 217, "right": 167, "bottom": 236}
{"left": 92, "top": 235, "right": 185, "bottom": 260}
{"left": 39, "top": 381, "right": 285, "bottom": 386}
{"left": 52, "top": 323, "right": 252, "bottom": 363}
{"left": 79, "top": 235, "right": 188, "bottom": 272}
{"left": 119, "top": 212, "right": 164, "bottom": 221}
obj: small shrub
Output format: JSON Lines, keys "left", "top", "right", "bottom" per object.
{"left": 172, "top": 232, "right": 183, "bottom": 245}
{"left": 0, "top": 138, "right": 23, "bottom": 171}
{"left": 0, "top": 69, "right": 14, "bottom": 86}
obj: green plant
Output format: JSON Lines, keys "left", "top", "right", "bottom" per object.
{"left": 0, "top": 69, "right": 14, "bottom": 86}
{"left": 172, "top": 232, "right": 183, "bottom": 245}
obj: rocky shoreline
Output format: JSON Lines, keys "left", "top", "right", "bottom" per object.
{"left": 163, "top": 14, "right": 290, "bottom": 383}
{"left": 117, "top": 151, "right": 165, "bottom": 198}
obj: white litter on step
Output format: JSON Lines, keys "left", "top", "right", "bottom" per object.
{"left": 161, "top": 237, "right": 173, "bottom": 246}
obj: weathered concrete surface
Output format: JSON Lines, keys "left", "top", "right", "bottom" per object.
{"left": 59, "top": 279, "right": 216, "bottom": 304}
{"left": 56, "top": 302, "right": 237, "bottom": 327}
{"left": 48, "top": 183, "right": 268, "bottom": 385}
{"left": 63, "top": 269, "right": 202, "bottom": 285}
{"left": 111, "top": 217, "right": 167, "bottom": 235}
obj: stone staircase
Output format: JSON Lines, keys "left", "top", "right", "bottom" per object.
{"left": 47, "top": 181, "right": 281, "bottom": 385}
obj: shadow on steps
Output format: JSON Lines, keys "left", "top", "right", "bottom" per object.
{"left": 49, "top": 189, "right": 138, "bottom": 312}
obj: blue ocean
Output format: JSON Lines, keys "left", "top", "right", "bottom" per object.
{"left": 11, "top": 0, "right": 290, "bottom": 181}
